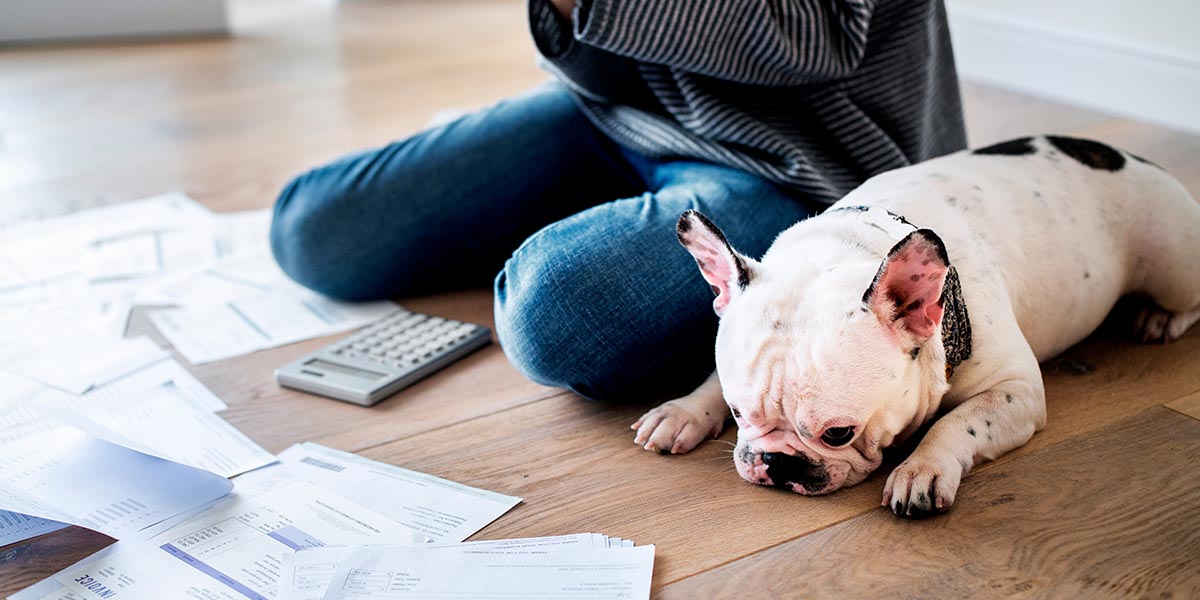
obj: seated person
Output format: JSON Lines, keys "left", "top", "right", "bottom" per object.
{"left": 270, "top": 0, "right": 966, "bottom": 414}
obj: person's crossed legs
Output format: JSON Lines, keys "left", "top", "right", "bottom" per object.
{"left": 271, "top": 83, "right": 644, "bottom": 300}
{"left": 270, "top": 83, "right": 815, "bottom": 448}
{"left": 494, "top": 162, "right": 815, "bottom": 402}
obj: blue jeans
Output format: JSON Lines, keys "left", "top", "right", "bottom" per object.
{"left": 271, "top": 83, "right": 815, "bottom": 402}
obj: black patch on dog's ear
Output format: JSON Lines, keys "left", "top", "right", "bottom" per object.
{"left": 1046, "top": 136, "right": 1126, "bottom": 171}
{"left": 973, "top": 137, "right": 1036, "bottom": 156}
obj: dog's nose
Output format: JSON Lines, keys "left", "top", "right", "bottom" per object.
{"left": 818, "top": 424, "right": 856, "bottom": 447}
{"left": 760, "top": 451, "right": 830, "bottom": 493}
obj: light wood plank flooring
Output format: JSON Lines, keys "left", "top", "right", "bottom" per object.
{"left": 1, "top": 1, "right": 1198, "bottom": 597}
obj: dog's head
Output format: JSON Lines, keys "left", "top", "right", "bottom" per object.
{"left": 677, "top": 210, "right": 953, "bottom": 494}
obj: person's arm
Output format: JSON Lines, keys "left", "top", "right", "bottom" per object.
{"left": 543, "top": 0, "right": 878, "bottom": 86}
{"left": 550, "top": 0, "right": 575, "bottom": 20}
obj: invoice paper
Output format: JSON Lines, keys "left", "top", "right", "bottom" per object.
{"left": 0, "top": 510, "right": 68, "bottom": 547}
{"left": 12, "top": 448, "right": 520, "bottom": 600}
{"left": 42, "top": 482, "right": 426, "bottom": 600}
{"left": 0, "top": 301, "right": 138, "bottom": 394}
{"left": 0, "top": 193, "right": 214, "bottom": 291}
{"left": 0, "top": 194, "right": 272, "bottom": 392}
{"left": 247, "top": 443, "right": 521, "bottom": 543}
{"left": 308, "top": 543, "right": 654, "bottom": 600}
{"left": 146, "top": 254, "right": 397, "bottom": 364}
{"left": 280, "top": 534, "right": 633, "bottom": 600}
{"left": 0, "top": 356, "right": 273, "bottom": 478}
{"left": 0, "top": 411, "right": 233, "bottom": 540}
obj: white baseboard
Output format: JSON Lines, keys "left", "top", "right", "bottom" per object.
{"left": 0, "top": 0, "right": 227, "bottom": 44}
{"left": 947, "top": 5, "right": 1200, "bottom": 135}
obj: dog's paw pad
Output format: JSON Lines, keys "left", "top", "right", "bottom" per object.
{"left": 631, "top": 400, "right": 724, "bottom": 455}
{"left": 1133, "top": 306, "right": 1173, "bottom": 342}
{"left": 1132, "top": 305, "right": 1200, "bottom": 343}
{"left": 883, "top": 456, "right": 962, "bottom": 519}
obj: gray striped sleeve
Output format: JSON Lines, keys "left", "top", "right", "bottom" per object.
{"left": 575, "top": 0, "right": 877, "bottom": 85}
{"left": 530, "top": 0, "right": 968, "bottom": 202}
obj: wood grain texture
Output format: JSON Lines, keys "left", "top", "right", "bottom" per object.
{"left": 1166, "top": 391, "right": 1200, "bottom": 421}
{"left": 658, "top": 407, "right": 1200, "bottom": 599}
{"left": 329, "top": 327, "right": 1200, "bottom": 591}
{"left": 0, "top": 529, "right": 115, "bottom": 595}
{"left": 2, "top": 0, "right": 1199, "bottom": 597}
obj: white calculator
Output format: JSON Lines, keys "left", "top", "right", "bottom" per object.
{"left": 275, "top": 309, "right": 491, "bottom": 406}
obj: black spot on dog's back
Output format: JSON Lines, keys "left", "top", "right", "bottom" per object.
{"left": 974, "top": 137, "right": 1036, "bottom": 156}
{"left": 1046, "top": 136, "right": 1126, "bottom": 171}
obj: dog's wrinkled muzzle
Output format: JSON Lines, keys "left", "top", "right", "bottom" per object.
{"left": 739, "top": 448, "right": 833, "bottom": 494}
{"left": 762, "top": 451, "right": 831, "bottom": 494}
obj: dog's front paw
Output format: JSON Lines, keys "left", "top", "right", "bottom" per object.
{"left": 882, "top": 453, "right": 964, "bottom": 518}
{"left": 631, "top": 399, "right": 725, "bottom": 455}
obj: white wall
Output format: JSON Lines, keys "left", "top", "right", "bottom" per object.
{"left": 946, "top": 0, "right": 1200, "bottom": 134}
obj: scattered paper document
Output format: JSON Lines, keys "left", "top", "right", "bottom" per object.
{"left": 150, "top": 292, "right": 397, "bottom": 364}
{"left": 12, "top": 444, "right": 522, "bottom": 597}
{"left": 146, "top": 253, "right": 397, "bottom": 364}
{"left": 0, "top": 410, "right": 233, "bottom": 540}
{"left": 245, "top": 443, "right": 522, "bottom": 543}
{"left": 0, "top": 353, "right": 273, "bottom": 479}
{"left": 41, "top": 483, "right": 426, "bottom": 600}
{"left": 0, "top": 194, "right": 280, "bottom": 390}
{"left": 138, "top": 248, "right": 299, "bottom": 308}
{"left": 281, "top": 534, "right": 638, "bottom": 600}
{"left": 0, "top": 193, "right": 213, "bottom": 291}
{"left": 8, "top": 497, "right": 241, "bottom": 600}
{"left": 281, "top": 539, "right": 654, "bottom": 600}
{"left": 0, "top": 302, "right": 137, "bottom": 394}
{"left": 0, "top": 510, "right": 68, "bottom": 547}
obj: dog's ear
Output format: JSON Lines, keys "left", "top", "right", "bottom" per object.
{"left": 863, "top": 229, "right": 950, "bottom": 340}
{"left": 677, "top": 210, "right": 755, "bottom": 316}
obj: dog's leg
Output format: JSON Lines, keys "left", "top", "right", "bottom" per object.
{"left": 1133, "top": 304, "right": 1200, "bottom": 343}
{"left": 883, "top": 366, "right": 1046, "bottom": 518}
{"left": 632, "top": 372, "right": 729, "bottom": 454}
{"left": 1129, "top": 176, "right": 1200, "bottom": 342}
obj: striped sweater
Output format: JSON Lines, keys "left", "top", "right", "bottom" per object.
{"left": 528, "top": 0, "right": 967, "bottom": 204}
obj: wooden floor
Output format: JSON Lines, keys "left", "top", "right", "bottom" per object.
{"left": 2, "top": 1, "right": 1199, "bottom": 597}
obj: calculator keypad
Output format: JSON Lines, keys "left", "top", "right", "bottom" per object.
{"left": 329, "top": 310, "right": 483, "bottom": 369}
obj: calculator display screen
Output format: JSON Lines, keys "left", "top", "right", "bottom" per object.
{"left": 304, "top": 359, "right": 387, "bottom": 381}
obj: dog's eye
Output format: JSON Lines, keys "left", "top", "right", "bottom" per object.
{"left": 820, "top": 426, "right": 855, "bottom": 447}
{"left": 730, "top": 407, "right": 742, "bottom": 419}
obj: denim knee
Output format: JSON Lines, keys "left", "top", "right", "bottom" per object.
{"left": 269, "top": 172, "right": 375, "bottom": 301}
{"left": 492, "top": 209, "right": 717, "bottom": 403}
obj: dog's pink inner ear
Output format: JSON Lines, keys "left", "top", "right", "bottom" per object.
{"left": 865, "top": 229, "right": 949, "bottom": 340}
{"left": 677, "top": 211, "right": 746, "bottom": 316}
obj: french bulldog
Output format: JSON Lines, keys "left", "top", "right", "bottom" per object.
{"left": 631, "top": 135, "right": 1200, "bottom": 517}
